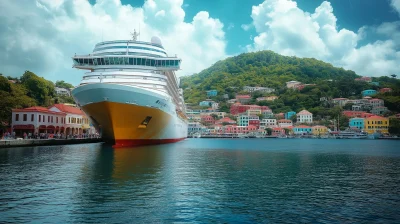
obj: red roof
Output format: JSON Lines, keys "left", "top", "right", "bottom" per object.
{"left": 51, "top": 104, "right": 85, "bottom": 115}
{"left": 278, "top": 119, "right": 292, "bottom": 122}
{"left": 298, "top": 110, "right": 312, "bottom": 115}
{"left": 367, "top": 115, "right": 387, "bottom": 119}
{"left": 236, "top": 95, "right": 251, "bottom": 99}
{"left": 12, "top": 106, "right": 66, "bottom": 115}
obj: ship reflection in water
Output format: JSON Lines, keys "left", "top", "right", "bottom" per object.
{"left": 1, "top": 139, "right": 400, "bottom": 223}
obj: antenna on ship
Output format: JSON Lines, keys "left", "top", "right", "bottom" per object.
{"left": 131, "top": 29, "right": 140, "bottom": 42}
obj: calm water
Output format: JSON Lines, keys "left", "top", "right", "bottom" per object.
{"left": 1, "top": 139, "right": 400, "bottom": 223}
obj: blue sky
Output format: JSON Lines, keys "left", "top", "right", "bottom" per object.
{"left": 1, "top": 0, "right": 400, "bottom": 85}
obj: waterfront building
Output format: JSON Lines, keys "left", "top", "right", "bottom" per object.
{"left": 364, "top": 116, "right": 389, "bottom": 134}
{"left": 297, "top": 110, "right": 313, "bottom": 123}
{"left": 286, "top": 81, "right": 302, "bottom": 89}
{"left": 362, "top": 89, "right": 377, "bottom": 97}
{"left": 380, "top": 88, "right": 392, "bottom": 93}
{"left": 243, "top": 86, "right": 275, "bottom": 93}
{"left": 224, "top": 125, "right": 257, "bottom": 134}
{"left": 49, "top": 104, "right": 91, "bottom": 135}
{"left": 236, "top": 95, "right": 252, "bottom": 104}
{"left": 277, "top": 119, "right": 293, "bottom": 128}
{"left": 11, "top": 104, "right": 92, "bottom": 137}
{"left": 201, "top": 115, "right": 215, "bottom": 125}
{"left": 187, "top": 114, "right": 201, "bottom": 122}
{"left": 12, "top": 106, "right": 66, "bottom": 137}
{"left": 237, "top": 115, "right": 259, "bottom": 127}
{"left": 312, "top": 125, "right": 328, "bottom": 136}
{"left": 188, "top": 122, "right": 205, "bottom": 134}
{"left": 371, "top": 106, "right": 389, "bottom": 115}
{"left": 206, "top": 90, "right": 218, "bottom": 97}
{"left": 260, "top": 119, "right": 277, "bottom": 129}
{"left": 332, "top": 98, "right": 349, "bottom": 107}
{"left": 285, "top": 111, "right": 296, "bottom": 120}
{"left": 272, "top": 127, "right": 285, "bottom": 136}
{"left": 55, "top": 87, "right": 71, "bottom": 96}
{"left": 349, "top": 118, "right": 365, "bottom": 130}
{"left": 293, "top": 125, "right": 312, "bottom": 135}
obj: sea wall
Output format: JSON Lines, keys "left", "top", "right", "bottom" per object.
{"left": 0, "top": 138, "right": 103, "bottom": 148}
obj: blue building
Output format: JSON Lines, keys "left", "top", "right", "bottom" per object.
{"left": 349, "top": 118, "right": 365, "bottom": 130}
{"left": 293, "top": 126, "right": 312, "bottom": 135}
{"left": 362, "top": 89, "right": 377, "bottom": 97}
{"left": 285, "top": 111, "right": 296, "bottom": 120}
{"left": 206, "top": 90, "right": 218, "bottom": 97}
{"left": 199, "top": 100, "right": 214, "bottom": 107}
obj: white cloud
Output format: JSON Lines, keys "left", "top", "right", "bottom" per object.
{"left": 246, "top": 0, "right": 400, "bottom": 77}
{"left": 241, "top": 23, "right": 252, "bottom": 31}
{"left": 0, "top": 0, "right": 227, "bottom": 85}
{"left": 392, "top": 0, "right": 400, "bottom": 15}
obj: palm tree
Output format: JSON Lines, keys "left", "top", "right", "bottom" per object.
{"left": 390, "top": 74, "right": 397, "bottom": 79}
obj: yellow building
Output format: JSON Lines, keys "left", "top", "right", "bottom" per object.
{"left": 364, "top": 116, "right": 389, "bottom": 134}
{"left": 312, "top": 125, "right": 329, "bottom": 136}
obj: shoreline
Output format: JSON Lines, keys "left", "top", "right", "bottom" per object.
{"left": 0, "top": 138, "right": 103, "bottom": 148}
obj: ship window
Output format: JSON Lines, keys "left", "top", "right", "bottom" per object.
{"left": 146, "top": 59, "right": 150, "bottom": 66}
{"left": 78, "top": 58, "right": 83, "bottom": 64}
{"left": 129, "top": 58, "right": 133, "bottom": 65}
{"left": 161, "top": 60, "right": 165, "bottom": 67}
{"left": 150, "top": 59, "right": 155, "bottom": 66}
{"left": 124, "top": 57, "right": 128, "bottom": 65}
{"left": 166, "top": 60, "right": 169, "bottom": 67}
{"left": 140, "top": 58, "right": 145, "bottom": 66}
{"left": 119, "top": 57, "right": 124, "bottom": 65}
{"left": 110, "top": 57, "right": 115, "bottom": 65}
{"left": 93, "top": 58, "right": 98, "bottom": 65}
{"left": 99, "top": 58, "right": 104, "bottom": 65}
{"left": 73, "top": 59, "right": 79, "bottom": 65}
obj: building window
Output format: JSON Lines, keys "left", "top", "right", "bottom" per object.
{"left": 23, "top": 114, "right": 27, "bottom": 121}
{"left": 31, "top": 114, "right": 34, "bottom": 121}
{"left": 15, "top": 114, "right": 19, "bottom": 121}
{"left": 51, "top": 116, "right": 53, "bottom": 123}
{"left": 56, "top": 117, "right": 58, "bottom": 123}
{"left": 48, "top": 116, "right": 50, "bottom": 122}
{"left": 39, "top": 115, "right": 41, "bottom": 122}
{"left": 43, "top": 115, "right": 45, "bottom": 122}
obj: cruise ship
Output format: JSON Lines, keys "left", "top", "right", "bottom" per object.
{"left": 71, "top": 31, "right": 188, "bottom": 147}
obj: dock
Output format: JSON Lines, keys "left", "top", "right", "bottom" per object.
{"left": 0, "top": 138, "right": 103, "bottom": 148}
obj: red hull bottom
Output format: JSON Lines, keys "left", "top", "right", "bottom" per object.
{"left": 113, "top": 137, "right": 186, "bottom": 148}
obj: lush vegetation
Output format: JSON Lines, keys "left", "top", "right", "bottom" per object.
{"left": 180, "top": 50, "right": 400, "bottom": 132}
{"left": 0, "top": 71, "right": 75, "bottom": 130}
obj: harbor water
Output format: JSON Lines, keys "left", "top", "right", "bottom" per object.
{"left": 1, "top": 139, "right": 400, "bottom": 223}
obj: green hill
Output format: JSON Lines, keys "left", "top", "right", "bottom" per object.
{"left": 180, "top": 50, "right": 400, "bottom": 116}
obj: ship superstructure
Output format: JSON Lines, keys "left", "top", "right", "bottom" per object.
{"left": 71, "top": 31, "right": 187, "bottom": 147}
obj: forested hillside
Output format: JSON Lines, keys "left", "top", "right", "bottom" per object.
{"left": 0, "top": 71, "right": 75, "bottom": 129}
{"left": 180, "top": 50, "right": 400, "bottom": 115}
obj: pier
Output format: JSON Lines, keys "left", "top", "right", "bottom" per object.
{"left": 0, "top": 138, "right": 103, "bottom": 148}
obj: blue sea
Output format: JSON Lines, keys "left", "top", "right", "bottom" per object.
{"left": 1, "top": 139, "right": 400, "bottom": 223}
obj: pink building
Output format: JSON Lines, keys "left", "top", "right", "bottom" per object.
{"left": 230, "top": 103, "right": 270, "bottom": 115}
{"left": 355, "top": 77, "right": 372, "bottom": 82}
{"left": 224, "top": 125, "right": 258, "bottom": 134}
{"left": 215, "top": 117, "right": 236, "bottom": 125}
{"left": 380, "top": 88, "right": 392, "bottom": 93}
{"left": 272, "top": 127, "right": 285, "bottom": 136}
{"left": 201, "top": 115, "right": 215, "bottom": 125}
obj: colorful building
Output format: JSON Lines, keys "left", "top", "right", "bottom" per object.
{"left": 286, "top": 81, "right": 302, "bottom": 89}
{"left": 293, "top": 125, "right": 312, "bottom": 135}
{"left": 364, "top": 116, "right": 389, "bottom": 134}
{"left": 237, "top": 115, "right": 259, "bottom": 127}
{"left": 362, "top": 89, "right": 377, "bottom": 97}
{"left": 260, "top": 119, "right": 277, "bottom": 128}
{"left": 215, "top": 117, "right": 236, "bottom": 125}
{"left": 285, "top": 111, "right": 296, "bottom": 120}
{"left": 201, "top": 115, "right": 215, "bottom": 125}
{"left": 236, "top": 95, "right": 252, "bottom": 104}
{"left": 380, "top": 88, "right": 392, "bottom": 93}
{"left": 349, "top": 118, "right": 365, "bottom": 130}
{"left": 277, "top": 119, "right": 293, "bottom": 128}
{"left": 297, "top": 110, "right": 313, "bottom": 123}
{"left": 312, "top": 125, "right": 329, "bottom": 136}
{"left": 230, "top": 103, "right": 270, "bottom": 115}
{"left": 332, "top": 98, "right": 349, "bottom": 107}
{"left": 224, "top": 125, "right": 258, "bottom": 134}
